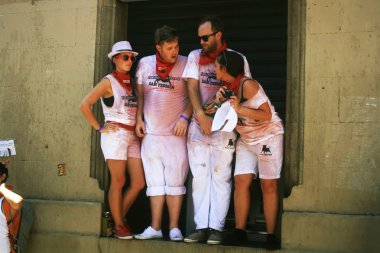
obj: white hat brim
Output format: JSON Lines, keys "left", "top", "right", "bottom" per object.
{"left": 108, "top": 50, "right": 139, "bottom": 60}
{"left": 211, "top": 101, "right": 238, "bottom": 132}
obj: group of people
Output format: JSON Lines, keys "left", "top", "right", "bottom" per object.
{"left": 80, "top": 16, "right": 283, "bottom": 250}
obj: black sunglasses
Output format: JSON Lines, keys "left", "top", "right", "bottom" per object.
{"left": 119, "top": 54, "right": 136, "bottom": 62}
{"left": 198, "top": 31, "right": 219, "bottom": 42}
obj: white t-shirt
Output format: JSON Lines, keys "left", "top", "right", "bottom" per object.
{"left": 135, "top": 55, "right": 189, "bottom": 135}
{"left": 182, "top": 48, "right": 252, "bottom": 122}
{"left": 100, "top": 74, "right": 137, "bottom": 126}
{"left": 0, "top": 197, "right": 11, "bottom": 253}
{"left": 236, "top": 82, "right": 284, "bottom": 145}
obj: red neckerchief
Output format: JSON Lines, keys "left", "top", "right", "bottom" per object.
{"left": 112, "top": 70, "right": 132, "bottom": 94}
{"left": 156, "top": 51, "right": 175, "bottom": 80}
{"left": 199, "top": 40, "right": 227, "bottom": 65}
{"left": 223, "top": 74, "right": 244, "bottom": 95}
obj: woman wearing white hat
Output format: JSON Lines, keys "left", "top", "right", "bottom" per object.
{"left": 80, "top": 41, "right": 145, "bottom": 239}
{"left": 215, "top": 50, "right": 284, "bottom": 250}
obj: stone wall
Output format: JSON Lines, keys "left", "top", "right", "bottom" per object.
{"left": 0, "top": 0, "right": 103, "bottom": 201}
{"left": 283, "top": 1, "right": 380, "bottom": 252}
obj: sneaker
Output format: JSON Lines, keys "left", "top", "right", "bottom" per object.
{"left": 224, "top": 228, "right": 247, "bottom": 246}
{"left": 266, "top": 234, "right": 280, "bottom": 250}
{"left": 134, "top": 226, "right": 163, "bottom": 240}
{"left": 207, "top": 229, "right": 222, "bottom": 245}
{"left": 169, "top": 227, "right": 184, "bottom": 241}
{"left": 184, "top": 229, "right": 208, "bottom": 243}
{"left": 114, "top": 225, "right": 133, "bottom": 239}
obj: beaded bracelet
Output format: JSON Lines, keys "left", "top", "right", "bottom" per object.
{"left": 97, "top": 125, "right": 104, "bottom": 132}
{"left": 180, "top": 114, "right": 191, "bottom": 123}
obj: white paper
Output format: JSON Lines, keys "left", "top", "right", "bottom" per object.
{"left": 0, "top": 139, "right": 16, "bottom": 157}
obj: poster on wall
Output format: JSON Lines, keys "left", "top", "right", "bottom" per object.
{"left": 0, "top": 139, "right": 16, "bottom": 157}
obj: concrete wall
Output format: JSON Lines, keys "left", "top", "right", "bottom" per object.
{"left": 0, "top": 0, "right": 103, "bottom": 201}
{"left": 0, "top": 1, "right": 117, "bottom": 252}
{"left": 283, "top": 1, "right": 380, "bottom": 252}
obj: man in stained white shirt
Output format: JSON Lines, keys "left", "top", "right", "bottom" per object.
{"left": 182, "top": 16, "right": 251, "bottom": 245}
{"left": 135, "top": 25, "right": 192, "bottom": 241}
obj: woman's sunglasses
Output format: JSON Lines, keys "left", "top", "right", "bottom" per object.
{"left": 198, "top": 31, "right": 218, "bottom": 42}
{"left": 117, "top": 54, "right": 136, "bottom": 62}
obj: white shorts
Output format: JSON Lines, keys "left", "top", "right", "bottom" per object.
{"left": 141, "top": 134, "right": 189, "bottom": 196}
{"left": 100, "top": 128, "right": 141, "bottom": 160}
{"left": 235, "top": 134, "right": 283, "bottom": 179}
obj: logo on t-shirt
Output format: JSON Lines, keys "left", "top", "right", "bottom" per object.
{"left": 260, "top": 145, "right": 272, "bottom": 156}
{"left": 148, "top": 76, "right": 180, "bottom": 90}
{"left": 201, "top": 70, "right": 220, "bottom": 86}
{"left": 122, "top": 95, "right": 137, "bottom": 108}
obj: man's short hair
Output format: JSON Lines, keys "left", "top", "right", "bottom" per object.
{"left": 155, "top": 25, "right": 178, "bottom": 45}
{"left": 0, "top": 162, "right": 8, "bottom": 183}
{"left": 199, "top": 15, "right": 225, "bottom": 35}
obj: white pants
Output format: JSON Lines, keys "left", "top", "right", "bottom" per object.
{"left": 141, "top": 134, "right": 189, "bottom": 196}
{"left": 187, "top": 122, "right": 236, "bottom": 231}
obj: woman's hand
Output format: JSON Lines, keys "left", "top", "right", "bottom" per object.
{"left": 215, "top": 86, "right": 227, "bottom": 104}
{"left": 229, "top": 96, "right": 241, "bottom": 113}
{"left": 100, "top": 122, "right": 119, "bottom": 133}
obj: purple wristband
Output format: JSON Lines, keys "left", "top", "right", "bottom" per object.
{"left": 97, "top": 125, "right": 104, "bottom": 132}
{"left": 180, "top": 114, "right": 190, "bottom": 123}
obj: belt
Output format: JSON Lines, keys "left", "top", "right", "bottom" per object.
{"left": 106, "top": 121, "right": 135, "bottom": 132}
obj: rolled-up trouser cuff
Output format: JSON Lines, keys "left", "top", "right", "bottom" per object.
{"left": 165, "top": 185, "right": 186, "bottom": 196}
{"left": 146, "top": 186, "right": 165, "bottom": 196}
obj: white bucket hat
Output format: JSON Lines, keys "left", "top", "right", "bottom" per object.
{"left": 108, "top": 41, "right": 139, "bottom": 60}
{"left": 211, "top": 101, "right": 238, "bottom": 132}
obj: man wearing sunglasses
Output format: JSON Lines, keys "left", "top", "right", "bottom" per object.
{"left": 135, "top": 26, "right": 192, "bottom": 241}
{"left": 182, "top": 16, "right": 251, "bottom": 245}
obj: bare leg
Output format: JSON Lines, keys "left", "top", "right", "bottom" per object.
{"left": 150, "top": 195, "right": 165, "bottom": 231}
{"left": 107, "top": 159, "right": 127, "bottom": 229}
{"left": 261, "top": 179, "right": 278, "bottom": 234}
{"left": 122, "top": 157, "right": 145, "bottom": 219}
{"left": 234, "top": 174, "right": 254, "bottom": 230}
{"left": 166, "top": 195, "right": 183, "bottom": 229}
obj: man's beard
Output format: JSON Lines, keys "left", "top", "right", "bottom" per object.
{"left": 203, "top": 41, "right": 217, "bottom": 53}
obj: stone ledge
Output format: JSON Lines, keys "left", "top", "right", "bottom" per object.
{"left": 26, "top": 199, "right": 102, "bottom": 236}
{"left": 27, "top": 232, "right": 99, "bottom": 253}
{"left": 282, "top": 211, "right": 379, "bottom": 253}
{"left": 99, "top": 238, "right": 274, "bottom": 253}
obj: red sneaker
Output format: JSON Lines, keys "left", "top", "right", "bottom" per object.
{"left": 114, "top": 225, "right": 133, "bottom": 239}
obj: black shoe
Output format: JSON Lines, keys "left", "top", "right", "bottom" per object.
{"left": 224, "top": 229, "right": 247, "bottom": 246}
{"left": 266, "top": 234, "right": 280, "bottom": 250}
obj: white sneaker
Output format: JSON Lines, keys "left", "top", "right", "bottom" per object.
{"left": 169, "top": 227, "right": 184, "bottom": 241}
{"left": 134, "top": 226, "right": 163, "bottom": 240}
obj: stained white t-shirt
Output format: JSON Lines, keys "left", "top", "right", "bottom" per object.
{"left": 236, "top": 82, "right": 284, "bottom": 145}
{"left": 182, "top": 48, "right": 251, "bottom": 122}
{"left": 0, "top": 197, "right": 11, "bottom": 253}
{"left": 100, "top": 74, "right": 137, "bottom": 126}
{"left": 135, "top": 55, "right": 189, "bottom": 135}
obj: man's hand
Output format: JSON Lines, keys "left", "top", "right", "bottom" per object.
{"left": 135, "top": 118, "right": 146, "bottom": 138}
{"left": 203, "top": 102, "right": 219, "bottom": 115}
{"left": 173, "top": 117, "right": 189, "bottom": 136}
{"left": 197, "top": 111, "right": 213, "bottom": 135}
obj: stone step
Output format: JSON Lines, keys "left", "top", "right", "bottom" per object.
{"left": 26, "top": 199, "right": 102, "bottom": 236}
{"left": 98, "top": 238, "right": 274, "bottom": 253}
{"left": 27, "top": 232, "right": 99, "bottom": 253}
